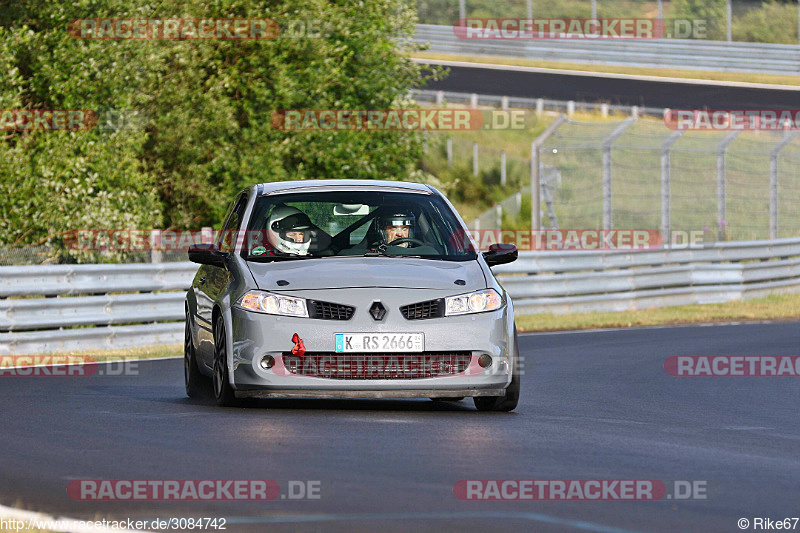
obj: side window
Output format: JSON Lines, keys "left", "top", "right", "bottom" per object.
{"left": 218, "top": 195, "right": 248, "bottom": 252}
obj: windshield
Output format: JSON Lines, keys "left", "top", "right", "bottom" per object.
{"left": 243, "top": 190, "right": 477, "bottom": 261}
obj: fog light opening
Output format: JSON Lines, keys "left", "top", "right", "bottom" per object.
{"left": 478, "top": 354, "right": 493, "bottom": 368}
{"left": 260, "top": 355, "right": 275, "bottom": 370}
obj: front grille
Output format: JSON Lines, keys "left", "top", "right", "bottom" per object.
{"left": 308, "top": 300, "right": 354, "bottom": 320}
{"left": 282, "top": 351, "right": 472, "bottom": 379}
{"left": 400, "top": 298, "right": 444, "bottom": 320}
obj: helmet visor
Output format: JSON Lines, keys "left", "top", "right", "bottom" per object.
{"left": 271, "top": 212, "right": 313, "bottom": 233}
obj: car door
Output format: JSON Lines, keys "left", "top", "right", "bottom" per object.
{"left": 195, "top": 193, "right": 248, "bottom": 367}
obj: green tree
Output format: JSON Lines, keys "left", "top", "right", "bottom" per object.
{"left": 0, "top": 0, "right": 440, "bottom": 260}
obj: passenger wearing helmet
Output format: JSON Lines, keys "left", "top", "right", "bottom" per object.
{"left": 378, "top": 211, "right": 415, "bottom": 248}
{"left": 267, "top": 204, "right": 314, "bottom": 255}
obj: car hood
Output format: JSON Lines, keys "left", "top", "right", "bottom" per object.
{"left": 247, "top": 257, "right": 486, "bottom": 291}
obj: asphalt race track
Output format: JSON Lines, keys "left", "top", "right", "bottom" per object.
{"left": 419, "top": 61, "right": 800, "bottom": 110}
{"left": 1, "top": 322, "right": 798, "bottom": 532}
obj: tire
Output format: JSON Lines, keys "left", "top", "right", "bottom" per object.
{"left": 184, "top": 314, "right": 205, "bottom": 399}
{"left": 474, "top": 327, "right": 521, "bottom": 412}
{"left": 212, "top": 317, "right": 239, "bottom": 407}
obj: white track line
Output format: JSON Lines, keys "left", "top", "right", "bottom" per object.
{"left": 412, "top": 57, "right": 800, "bottom": 91}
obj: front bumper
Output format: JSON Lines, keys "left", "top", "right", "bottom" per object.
{"left": 235, "top": 388, "right": 507, "bottom": 399}
{"left": 228, "top": 287, "right": 513, "bottom": 396}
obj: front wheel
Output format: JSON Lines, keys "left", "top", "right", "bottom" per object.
{"left": 474, "top": 327, "right": 521, "bottom": 412}
{"left": 184, "top": 314, "right": 205, "bottom": 398}
{"left": 213, "top": 318, "right": 240, "bottom": 407}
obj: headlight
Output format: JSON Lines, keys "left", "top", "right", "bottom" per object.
{"left": 238, "top": 291, "right": 308, "bottom": 318}
{"left": 445, "top": 289, "right": 503, "bottom": 316}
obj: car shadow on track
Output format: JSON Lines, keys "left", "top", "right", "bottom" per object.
{"left": 187, "top": 396, "right": 479, "bottom": 412}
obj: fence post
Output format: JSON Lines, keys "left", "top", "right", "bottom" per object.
{"left": 500, "top": 150, "right": 507, "bottom": 186}
{"left": 661, "top": 131, "right": 683, "bottom": 242}
{"left": 567, "top": 101, "right": 575, "bottom": 116}
{"left": 536, "top": 99, "right": 544, "bottom": 116}
{"left": 531, "top": 114, "right": 568, "bottom": 231}
{"left": 601, "top": 117, "right": 637, "bottom": 230}
{"left": 716, "top": 131, "right": 739, "bottom": 240}
{"left": 726, "top": 0, "right": 732, "bottom": 42}
{"left": 446, "top": 136, "right": 453, "bottom": 168}
{"left": 470, "top": 93, "right": 478, "bottom": 108}
{"left": 769, "top": 132, "right": 798, "bottom": 239}
{"left": 501, "top": 96, "right": 509, "bottom": 110}
{"left": 435, "top": 91, "right": 444, "bottom": 105}
{"left": 600, "top": 103, "right": 609, "bottom": 118}
{"left": 472, "top": 142, "right": 479, "bottom": 177}
{"left": 201, "top": 226, "right": 213, "bottom": 245}
{"left": 150, "top": 230, "right": 162, "bottom": 263}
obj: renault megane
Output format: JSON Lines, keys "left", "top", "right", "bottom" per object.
{"left": 184, "top": 180, "right": 521, "bottom": 411}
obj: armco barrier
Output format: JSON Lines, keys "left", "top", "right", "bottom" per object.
{"left": 1, "top": 238, "right": 799, "bottom": 354}
{"left": 492, "top": 237, "right": 800, "bottom": 314}
{"left": 415, "top": 24, "right": 800, "bottom": 75}
{"left": 0, "top": 262, "right": 197, "bottom": 355}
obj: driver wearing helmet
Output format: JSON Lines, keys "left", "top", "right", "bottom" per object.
{"left": 377, "top": 210, "right": 415, "bottom": 248}
{"left": 267, "top": 204, "right": 314, "bottom": 255}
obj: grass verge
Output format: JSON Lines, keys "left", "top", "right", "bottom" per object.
{"left": 57, "top": 344, "right": 182, "bottom": 362}
{"left": 516, "top": 293, "right": 800, "bottom": 332}
{"left": 413, "top": 51, "right": 800, "bottom": 87}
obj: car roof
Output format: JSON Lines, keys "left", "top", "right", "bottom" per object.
{"left": 254, "top": 179, "right": 434, "bottom": 196}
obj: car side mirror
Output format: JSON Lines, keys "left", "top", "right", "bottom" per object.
{"left": 188, "top": 243, "right": 229, "bottom": 268}
{"left": 482, "top": 243, "right": 518, "bottom": 267}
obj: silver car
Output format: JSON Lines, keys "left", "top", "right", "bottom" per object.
{"left": 184, "top": 180, "right": 520, "bottom": 411}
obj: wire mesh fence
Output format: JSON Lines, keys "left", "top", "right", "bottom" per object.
{"left": 430, "top": 116, "right": 800, "bottom": 242}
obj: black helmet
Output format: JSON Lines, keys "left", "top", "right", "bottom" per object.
{"left": 377, "top": 210, "right": 415, "bottom": 245}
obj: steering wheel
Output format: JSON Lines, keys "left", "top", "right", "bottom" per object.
{"left": 387, "top": 237, "right": 426, "bottom": 247}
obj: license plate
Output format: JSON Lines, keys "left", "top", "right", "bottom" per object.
{"left": 335, "top": 333, "right": 424, "bottom": 353}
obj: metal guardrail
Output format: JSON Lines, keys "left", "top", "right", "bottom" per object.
{"left": 0, "top": 262, "right": 197, "bottom": 297}
{"left": 0, "top": 262, "right": 197, "bottom": 354}
{"left": 1, "top": 239, "right": 799, "bottom": 354}
{"left": 493, "top": 237, "right": 800, "bottom": 314}
{"left": 415, "top": 24, "right": 800, "bottom": 75}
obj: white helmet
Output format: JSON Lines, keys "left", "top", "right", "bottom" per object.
{"left": 267, "top": 205, "right": 313, "bottom": 255}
